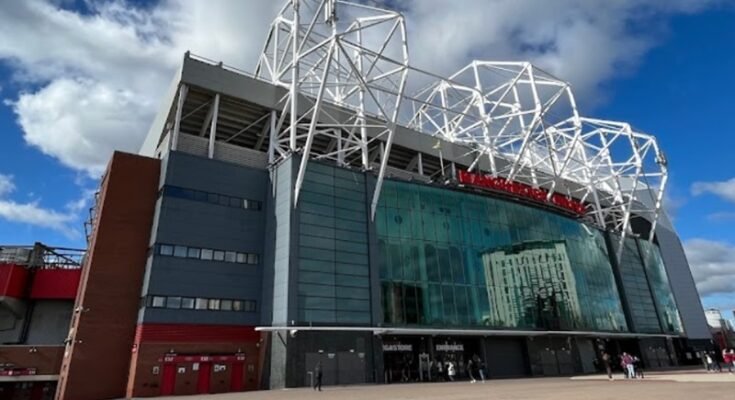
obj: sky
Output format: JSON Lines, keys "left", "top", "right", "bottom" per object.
{"left": 0, "top": 0, "right": 734, "bottom": 318}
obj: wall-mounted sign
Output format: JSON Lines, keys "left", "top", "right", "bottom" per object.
{"left": 177, "top": 367, "right": 186, "bottom": 374}
{"left": 214, "top": 364, "right": 227, "bottom": 373}
{"left": 382, "top": 344, "right": 413, "bottom": 352}
{"left": 457, "top": 170, "right": 586, "bottom": 215}
{"left": 152, "top": 366, "right": 160, "bottom": 375}
{"left": 435, "top": 343, "right": 464, "bottom": 352}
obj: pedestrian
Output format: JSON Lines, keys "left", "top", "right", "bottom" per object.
{"left": 447, "top": 361, "right": 456, "bottom": 381}
{"left": 601, "top": 352, "right": 613, "bottom": 381}
{"left": 467, "top": 358, "right": 477, "bottom": 383}
{"left": 729, "top": 349, "right": 735, "bottom": 373}
{"left": 478, "top": 358, "right": 486, "bottom": 382}
{"left": 705, "top": 352, "right": 715, "bottom": 372}
{"left": 723, "top": 349, "right": 733, "bottom": 373}
{"left": 621, "top": 352, "right": 635, "bottom": 379}
{"left": 632, "top": 355, "right": 644, "bottom": 379}
{"left": 314, "top": 361, "right": 323, "bottom": 391}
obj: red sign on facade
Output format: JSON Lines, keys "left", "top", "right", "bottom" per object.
{"left": 457, "top": 169, "right": 586, "bottom": 215}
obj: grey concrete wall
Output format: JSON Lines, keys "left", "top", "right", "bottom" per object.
{"left": 655, "top": 225, "right": 711, "bottom": 339}
{"left": 271, "top": 157, "right": 295, "bottom": 326}
{"left": 26, "top": 301, "right": 73, "bottom": 345}
{"left": 0, "top": 307, "right": 24, "bottom": 344}
{"left": 141, "top": 151, "right": 268, "bottom": 325}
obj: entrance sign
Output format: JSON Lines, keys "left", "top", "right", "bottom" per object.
{"left": 436, "top": 343, "right": 464, "bottom": 352}
{"left": 382, "top": 343, "right": 413, "bottom": 352}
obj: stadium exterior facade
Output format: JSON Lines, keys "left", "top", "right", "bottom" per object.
{"left": 11, "top": 0, "right": 707, "bottom": 398}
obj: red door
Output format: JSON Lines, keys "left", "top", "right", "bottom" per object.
{"left": 231, "top": 361, "right": 244, "bottom": 391}
{"left": 161, "top": 364, "right": 176, "bottom": 396}
{"left": 197, "top": 362, "right": 212, "bottom": 394}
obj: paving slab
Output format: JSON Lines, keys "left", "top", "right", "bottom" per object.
{"left": 145, "top": 375, "right": 735, "bottom": 400}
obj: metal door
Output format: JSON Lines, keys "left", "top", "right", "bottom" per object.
{"left": 197, "top": 362, "right": 211, "bottom": 394}
{"left": 161, "top": 364, "right": 176, "bottom": 396}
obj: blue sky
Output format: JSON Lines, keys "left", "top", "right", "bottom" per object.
{"left": 0, "top": 0, "right": 733, "bottom": 316}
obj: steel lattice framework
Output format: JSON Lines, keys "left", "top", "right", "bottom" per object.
{"left": 254, "top": 0, "right": 668, "bottom": 258}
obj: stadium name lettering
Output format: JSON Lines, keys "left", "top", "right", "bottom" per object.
{"left": 457, "top": 170, "right": 586, "bottom": 216}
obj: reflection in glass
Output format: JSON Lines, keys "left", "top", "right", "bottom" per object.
{"left": 376, "top": 179, "right": 629, "bottom": 332}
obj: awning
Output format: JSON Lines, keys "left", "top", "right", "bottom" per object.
{"left": 255, "top": 326, "right": 681, "bottom": 339}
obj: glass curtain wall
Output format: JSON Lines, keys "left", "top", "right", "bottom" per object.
{"left": 375, "top": 179, "right": 628, "bottom": 332}
{"left": 639, "top": 240, "right": 684, "bottom": 334}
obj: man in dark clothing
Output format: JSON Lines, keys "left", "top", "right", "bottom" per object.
{"left": 601, "top": 352, "right": 613, "bottom": 380}
{"left": 314, "top": 362, "right": 323, "bottom": 391}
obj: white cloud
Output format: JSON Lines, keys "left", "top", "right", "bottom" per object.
{"left": 0, "top": 0, "right": 721, "bottom": 175}
{"left": 692, "top": 177, "right": 735, "bottom": 203}
{"left": 9, "top": 78, "right": 154, "bottom": 176}
{"left": 0, "top": 173, "right": 89, "bottom": 238}
{"left": 0, "top": 174, "right": 15, "bottom": 197}
{"left": 0, "top": 200, "right": 77, "bottom": 236}
{"left": 684, "top": 238, "right": 735, "bottom": 298}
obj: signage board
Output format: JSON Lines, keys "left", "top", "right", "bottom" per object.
{"left": 457, "top": 169, "right": 586, "bottom": 215}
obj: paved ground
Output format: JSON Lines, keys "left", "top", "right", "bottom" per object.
{"left": 151, "top": 371, "right": 735, "bottom": 400}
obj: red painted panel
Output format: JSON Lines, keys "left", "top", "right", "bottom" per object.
{"left": 161, "top": 364, "right": 176, "bottom": 396}
{"left": 0, "top": 263, "right": 29, "bottom": 298}
{"left": 30, "top": 269, "right": 82, "bottom": 300}
{"left": 230, "top": 361, "right": 244, "bottom": 392}
{"left": 136, "top": 324, "right": 260, "bottom": 343}
{"left": 197, "top": 362, "right": 211, "bottom": 394}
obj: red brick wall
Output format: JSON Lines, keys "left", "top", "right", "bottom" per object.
{"left": 126, "top": 324, "right": 264, "bottom": 398}
{"left": 0, "top": 346, "right": 64, "bottom": 375}
{"left": 56, "top": 152, "right": 160, "bottom": 400}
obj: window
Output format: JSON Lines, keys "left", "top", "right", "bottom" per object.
{"left": 151, "top": 296, "right": 166, "bottom": 308}
{"left": 225, "top": 251, "right": 237, "bottom": 263}
{"left": 201, "top": 249, "right": 213, "bottom": 260}
{"left": 162, "top": 185, "right": 262, "bottom": 212}
{"left": 213, "top": 250, "right": 225, "bottom": 262}
{"left": 181, "top": 297, "right": 195, "bottom": 309}
{"left": 159, "top": 245, "right": 174, "bottom": 256}
{"left": 232, "top": 300, "right": 243, "bottom": 311}
{"left": 247, "top": 254, "right": 259, "bottom": 264}
{"left": 173, "top": 245, "right": 187, "bottom": 258}
{"left": 221, "top": 299, "right": 233, "bottom": 311}
{"left": 208, "top": 299, "right": 221, "bottom": 310}
{"left": 244, "top": 301, "right": 256, "bottom": 312}
{"left": 195, "top": 298, "right": 208, "bottom": 310}
{"left": 236, "top": 253, "right": 247, "bottom": 264}
{"left": 166, "top": 296, "right": 182, "bottom": 309}
{"left": 187, "top": 247, "right": 201, "bottom": 259}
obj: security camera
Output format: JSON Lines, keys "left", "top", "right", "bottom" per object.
{"left": 289, "top": 329, "right": 298, "bottom": 338}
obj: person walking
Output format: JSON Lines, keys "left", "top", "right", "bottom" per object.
{"left": 467, "top": 358, "right": 477, "bottom": 383}
{"left": 705, "top": 352, "right": 715, "bottom": 372}
{"left": 478, "top": 358, "right": 486, "bottom": 382}
{"left": 621, "top": 352, "right": 635, "bottom": 379}
{"left": 313, "top": 361, "right": 323, "bottom": 391}
{"left": 601, "top": 352, "right": 613, "bottom": 381}
{"left": 722, "top": 349, "right": 732, "bottom": 373}
{"left": 447, "top": 361, "right": 456, "bottom": 381}
{"left": 632, "top": 355, "right": 644, "bottom": 379}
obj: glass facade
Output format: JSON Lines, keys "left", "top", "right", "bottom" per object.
{"left": 639, "top": 240, "right": 684, "bottom": 334}
{"left": 296, "top": 163, "right": 371, "bottom": 324}
{"left": 616, "top": 237, "right": 662, "bottom": 333}
{"left": 375, "top": 179, "right": 628, "bottom": 332}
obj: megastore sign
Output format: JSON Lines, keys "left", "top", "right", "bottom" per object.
{"left": 457, "top": 170, "right": 586, "bottom": 216}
